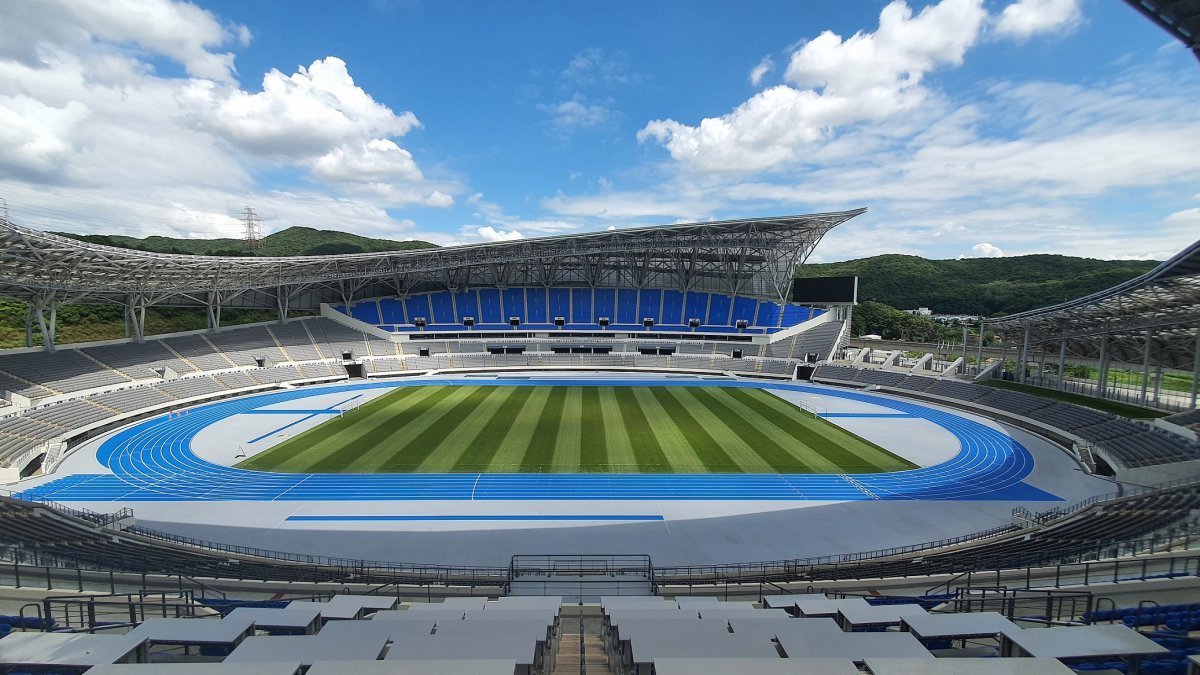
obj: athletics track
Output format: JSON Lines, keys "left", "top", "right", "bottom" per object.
{"left": 16, "top": 378, "right": 1059, "bottom": 503}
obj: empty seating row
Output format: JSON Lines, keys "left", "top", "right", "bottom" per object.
{"left": 361, "top": 353, "right": 798, "bottom": 375}
{"left": 0, "top": 350, "right": 129, "bottom": 398}
{"left": 812, "top": 366, "right": 1200, "bottom": 469}
{"left": 339, "top": 288, "right": 828, "bottom": 333}
{"left": 0, "top": 363, "right": 350, "bottom": 469}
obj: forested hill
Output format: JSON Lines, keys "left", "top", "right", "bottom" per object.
{"left": 797, "top": 254, "right": 1157, "bottom": 317}
{"left": 55, "top": 226, "right": 436, "bottom": 257}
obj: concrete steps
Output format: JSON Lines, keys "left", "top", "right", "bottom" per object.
{"left": 553, "top": 605, "right": 612, "bottom": 675}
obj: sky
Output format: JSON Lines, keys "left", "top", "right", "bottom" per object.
{"left": 0, "top": 0, "right": 1197, "bottom": 262}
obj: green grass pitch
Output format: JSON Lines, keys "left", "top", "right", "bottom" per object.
{"left": 236, "top": 385, "right": 917, "bottom": 474}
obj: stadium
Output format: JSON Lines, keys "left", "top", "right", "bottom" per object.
{"left": 1, "top": 200, "right": 1199, "bottom": 671}
{"left": 2, "top": 0, "right": 1200, "bottom": 671}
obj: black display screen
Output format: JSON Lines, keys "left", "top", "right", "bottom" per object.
{"left": 790, "top": 276, "right": 858, "bottom": 304}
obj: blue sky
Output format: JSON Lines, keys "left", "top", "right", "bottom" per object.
{"left": 0, "top": 0, "right": 1197, "bottom": 261}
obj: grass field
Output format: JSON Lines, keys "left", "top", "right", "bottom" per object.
{"left": 237, "top": 385, "right": 915, "bottom": 474}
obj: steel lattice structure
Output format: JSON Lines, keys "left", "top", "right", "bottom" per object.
{"left": 987, "top": 238, "right": 1200, "bottom": 378}
{"left": 0, "top": 209, "right": 864, "bottom": 346}
{"left": 1124, "top": 0, "right": 1200, "bottom": 63}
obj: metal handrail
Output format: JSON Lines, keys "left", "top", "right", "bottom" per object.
{"left": 2, "top": 476, "right": 1197, "bottom": 588}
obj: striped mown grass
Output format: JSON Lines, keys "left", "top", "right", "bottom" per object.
{"left": 236, "top": 385, "right": 916, "bottom": 474}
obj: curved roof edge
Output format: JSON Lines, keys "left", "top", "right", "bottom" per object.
{"left": 0, "top": 209, "right": 866, "bottom": 302}
{"left": 0, "top": 209, "right": 866, "bottom": 266}
{"left": 989, "top": 238, "right": 1200, "bottom": 325}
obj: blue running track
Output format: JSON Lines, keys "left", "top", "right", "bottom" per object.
{"left": 15, "top": 379, "right": 1059, "bottom": 503}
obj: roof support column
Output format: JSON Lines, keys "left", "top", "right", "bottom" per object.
{"left": 1191, "top": 329, "right": 1199, "bottom": 409}
{"left": 32, "top": 295, "right": 56, "bottom": 353}
{"left": 976, "top": 320, "right": 986, "bottom": 377}
{"left": 24, "top": 303, "right": 33, "bottom": 348}
{"left": 206, "top": 292, "right": 222, "bottom": 332}
{"left": 1097, "top": 334, "right": 1110, "bottom": 399}
{"left": 961, "top": 325, "right": 968, "bottom": 374}
{"left": 1140, "top": 330, "right": 1153, "bottom": 405}
{"left": 125, "top": 296, "right": 147, "bottom": 343}
{"left": 1019, "top": 325, "right": 1030, "bottom": 384}
{"left": 1056, "top": 338, "right": 1067, "bottom": 391}
{"left": 276, "top": 286, "right": 289, "bottom": 324}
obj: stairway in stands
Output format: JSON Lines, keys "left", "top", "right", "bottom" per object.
{"left": 553, "top": 605, "right": 611, "bottom": 674}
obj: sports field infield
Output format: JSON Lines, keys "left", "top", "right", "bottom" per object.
{"left": 236, "top": 385, "right": 917, "bottom": 474}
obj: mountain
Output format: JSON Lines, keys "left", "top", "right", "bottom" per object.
{"left": 54, "top": 226, "right": 436, "bottom": 256}
{"left": 797, "top": 254, "right": 1158, "bottom": 317}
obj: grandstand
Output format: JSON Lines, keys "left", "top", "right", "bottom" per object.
{"left": 812, "top": 365, "right": 1200, "bottom": 478}
{"left": 1, "top": 478, "right": 1198, "bottom": 672}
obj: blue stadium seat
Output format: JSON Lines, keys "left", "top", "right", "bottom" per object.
{"left": 478, "top": 288, "right": 502, "bottom": 323}
{"left": 572, "top": 288, "right": 593, "bottom": 323}
{"left": 661, "top": 290, "right": 684, "bottom": 324}
{"left": 526, "top": 288, "right": 548, "bottom": 322}
{"left": 379, "top": 298, "right": 405, "bottom": 324}
{"left": 349, "top": 301, "right": 381, "bottom": 324}
{"left": 639, "top": 289, "right": 662, "bottom": 322}
{"left": 430, "top": 292, "right": 456, "bottom": 324}
{"left": 757, "top": 300, "right": 781, "bottom": 327}
{"left": 455, "top": 290, "right": 480, "bottom": 322}
{"left": 707, "top": 294, "right": 731, "bottom": 325}
{"left": 781, "top": 304, "right": 811, "bottom": 326}
{"left": 548, "top": 288, "right": 570, "bottom": 320}
{"left": 684, "top": 291, "right": 708, "bottom": 323}
{"left": 502, "top": 287, "right": 525, "bottom": 321}
{"left": 404, "top": 295, "right": 432, "bottom": 324}
{"left": 731, "top": 296, "right": 756, "bottom": 324}
{"left": 593, "top": 288, "right": 615, "bottom": 322}
{"left": 616, "top": 289, "right": 638, "bottom": 323}
{"left": 337, "top": 288, "right": 827, "bottom": 333}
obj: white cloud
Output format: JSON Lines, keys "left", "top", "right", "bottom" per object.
{"left": 425, "top": 191, "right": 454, "bottom": 208}
{"left": 1165, "top": 207, "right": 1200, "bottom": 223}
{"left": 0, "top": 1, "right": 459, "bottom": 245}
{"left": 475, "top": 225, "right": 525, "bottom": 242}
{"left": 970, "top": 242, "right": 1004, "bottom": 257}
{"left": 312, "top": 139, "right": 422, "bottom": 183}
{"left": 638, "top": 0, "right": 988, "bottom": 173}
{"left": 182, "top": 57, "right": 420, "bottom": 160}
{"left": 749, "top": 55, "right": 775, "bottom": 86}
{"left": 0, "top": 0, "right": 246, "bottom": 83}
{"left": 539, "top": 97, "right": 611, "bottom": 130}
{"left": 0, "top": 95, "right": 90, "bottom": 179}
{"left": 994, "top": 0, "right": 1082, "bottom": 41}
{"left": 562, "top": 48, "right": 637, "bottom": 87}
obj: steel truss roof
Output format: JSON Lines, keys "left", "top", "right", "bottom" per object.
{"left": 0, "top": 209, "right": 864, "bottom": 312}
{"left": 1124, "top": 0, "right": 1200, "bottom": 62}
{"left": 988, "top": 238, "right": 1200, "bottom": 370}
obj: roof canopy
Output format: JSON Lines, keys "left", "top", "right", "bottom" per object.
{"left": 1125, "top": 0, "right": 1200, "bottom": 62}
{"left": 0, "top": 210, "right": 864, "bottom": 312}
{"left": 988, "top": 239, "right": 1200, "bottom": 370}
